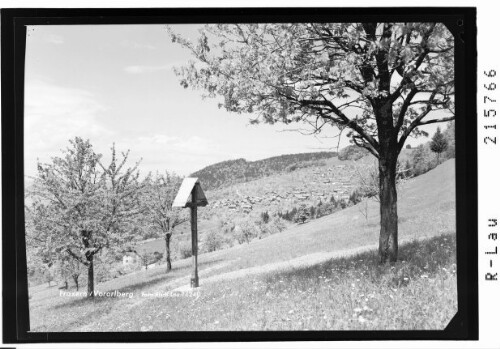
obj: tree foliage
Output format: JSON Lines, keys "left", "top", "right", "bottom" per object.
{"left": 26, "top": 137, "right": 143, "bottom": 296}
{"left": 168, "top": 22, "right": 455, "bottom": 263}
{"left": 141, "top": 171, "right": 188, "bottom": 271}
{"left": 168, "top": 23, "right": 454, "bottom": 156}
{"left": 430, "top": 126, "right": 449, "bottom": 164}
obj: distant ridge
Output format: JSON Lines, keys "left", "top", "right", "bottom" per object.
{"left": 190, "top": 152, "right": 337, "bottom": 190}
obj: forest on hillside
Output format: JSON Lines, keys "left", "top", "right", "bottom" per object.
{"left": 190, "top": 152, "right": 338, "bottom": 190}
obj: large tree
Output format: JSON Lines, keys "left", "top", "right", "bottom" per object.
{"left": 141, "top": 172, "right": 187, "bottom": 271}
{"left": 26, "top": 138, "right": 143, "bottom": 297}
{"left": 168, "top": 23, "right": 455, "bottom": 263}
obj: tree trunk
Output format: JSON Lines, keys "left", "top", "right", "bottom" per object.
{"left": 165, "top": 233, "right": 172, "bottom": 272}
{"left": 378, "top": 154, "right": 398, "bottom": 263}
{"left": 86, "top": 253, "right": 94, "bottom": 298}
{"left": 73, "top": 275, "right": 79, "bottom": 291}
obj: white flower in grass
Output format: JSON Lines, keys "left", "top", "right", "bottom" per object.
{"left": 358, "top": 316, "right": 367, "bottom": 323}
{"left": 354, "top": 307, "right": 362, "bottom": 313}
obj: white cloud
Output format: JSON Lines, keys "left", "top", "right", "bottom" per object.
{"left": 124, "top": 64, "right": 174, "bottom": 74}
{"left": 46, "top": 34, "right": 64, "bottom": 45}
{"left": 24, "top": 80, "right": 112, "bottom": 175}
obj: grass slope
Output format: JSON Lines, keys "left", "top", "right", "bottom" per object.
{"left": 28, "top": 159, "right": 456, "bottom": 331}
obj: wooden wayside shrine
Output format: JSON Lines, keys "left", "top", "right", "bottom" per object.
{"left": 172, "top": 178, "right": 208, "bottom": 288}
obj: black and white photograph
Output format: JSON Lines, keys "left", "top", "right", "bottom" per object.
{"left": 2, "top": 7, "right": 477, "bottom": 340}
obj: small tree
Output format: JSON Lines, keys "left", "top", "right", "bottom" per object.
{"left": 204, "top": 229, "right": 224, "bottom": 252}
{"left": 443, "top": 122, "right": 455, "bottom": 159}
{"left": 430, "top": 127, "right": 449, "bottom": 165}
{"left": 260, "top": 211, "right": 270, "bottom": 224}
{"left": 141, "top": 172, "right": 188, "bottom": 272}
{"left": 55, "top": 255, "right": 82, "bottom": 290}
{"left": 26, "top": 138, "right": 143, "bottom": 298}
{"left": 295, "top": 205, "right": 310, "bottom": 224}
{"left": 309, "top": 205, "right": 316, "bottom": 219}
{"left": 411, "top": 144, "right": 433, "bottom": 176}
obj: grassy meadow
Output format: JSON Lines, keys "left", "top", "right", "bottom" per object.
{"left": 28, "top": 159, "right": 456, "bottom": 331}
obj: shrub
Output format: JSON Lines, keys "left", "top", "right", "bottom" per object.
{"left": 294, "top": 205, "right": 310, "bottom": 223}
{"left": 235, "top": 221, "right": 258, "bottom": 244}
{"left": 260, "top": 211, "right": 270, "bottom": 224}
{"left": 178, "top": 240, "right": 193, "bottom": 259}
{"left": 316, "top": 202, "right": 336, "bottom": 218}
{"left": 349, "top": 190, "right": 363, "bottom": 205}
{"left": 309, "top": 205, "right": 316, "bottom": 218}
{"left": 270, "top": 217, "right": 288, "bottom": 233}
{"left": 204, "top": 229, "right": 225, "bottom": 252}
{"left": 411, "top": 144, "right": 434, "bottom": 176}
{"left": 253, "top": 221, "right": 268, "bottom": 239}
{"left": 108, "top": 264, "right": 128, "bottom": 279}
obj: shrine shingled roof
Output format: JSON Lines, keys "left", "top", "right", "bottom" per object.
{"left": 172, "top": 177, "right": 208, "bottom": 208}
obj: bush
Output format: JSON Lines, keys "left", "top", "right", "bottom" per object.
{"left": 316, "top": 202, "right": 336, "bottom": 218}
{"left": 294, "top": 205, "right": 310, "bottom": 223}
{"left": 178, "top": 240, "right": 193, "bottom": 259}
{"left": 260, "top": 211, "right": 270, "bottom": 224}
{"left": 108, "top": 264, "right": 128, "bottom": 279}
{"left": 270, "top": 217, "right": 288, "bottom": 233}
{"left": 204, "top": 230, "right": 225, "bottom": 252}
{"left": 253, "top": 221, "right": 269, "bottom": 239}
{"left": 235, "top": 221, "right": 258, "bottom": 244}
{"left": 349, "top": 190, "right": 363, "bottom": 205}
{"left": 411, "top": 144, "right": 434, "bottom": 176}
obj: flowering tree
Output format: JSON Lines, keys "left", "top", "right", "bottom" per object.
{"left": 26, "top": 138, "right": 143, "bottom": 297}
{"left": 141, "top": 172, "right": 187, "bottom": 271}
{"left": 168, "top": 23, "right": 454, "bottom": 262}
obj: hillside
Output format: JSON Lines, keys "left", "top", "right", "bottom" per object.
{"left": 28, "top": 159, "right": 456, "bottom": 331}
{"left": 190, "top": 151, "right": 338, "bottom": 190}
{"left": 126, "top": 147, "right": 416, "bottom": 260}
{"left": 201, "top": 156, "right": 369, "bottom": 221}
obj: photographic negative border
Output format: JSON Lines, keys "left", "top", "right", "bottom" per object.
{"left": 1, "top": 7, "right": 478, "bottom": 343}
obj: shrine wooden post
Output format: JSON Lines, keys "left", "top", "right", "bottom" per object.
{"left": 189, "top": 183, "right": 199, "bottom": 287}
{"left": 172, "top": 178, "right": 208, "bottom": 288}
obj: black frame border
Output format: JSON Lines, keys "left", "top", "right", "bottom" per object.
{"left": 1, "top": 7, "right": 478, "bottom": 343}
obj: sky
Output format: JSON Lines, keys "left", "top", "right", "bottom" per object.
{"left": 24, "top": 24, "right": 445, "bottom": 178}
